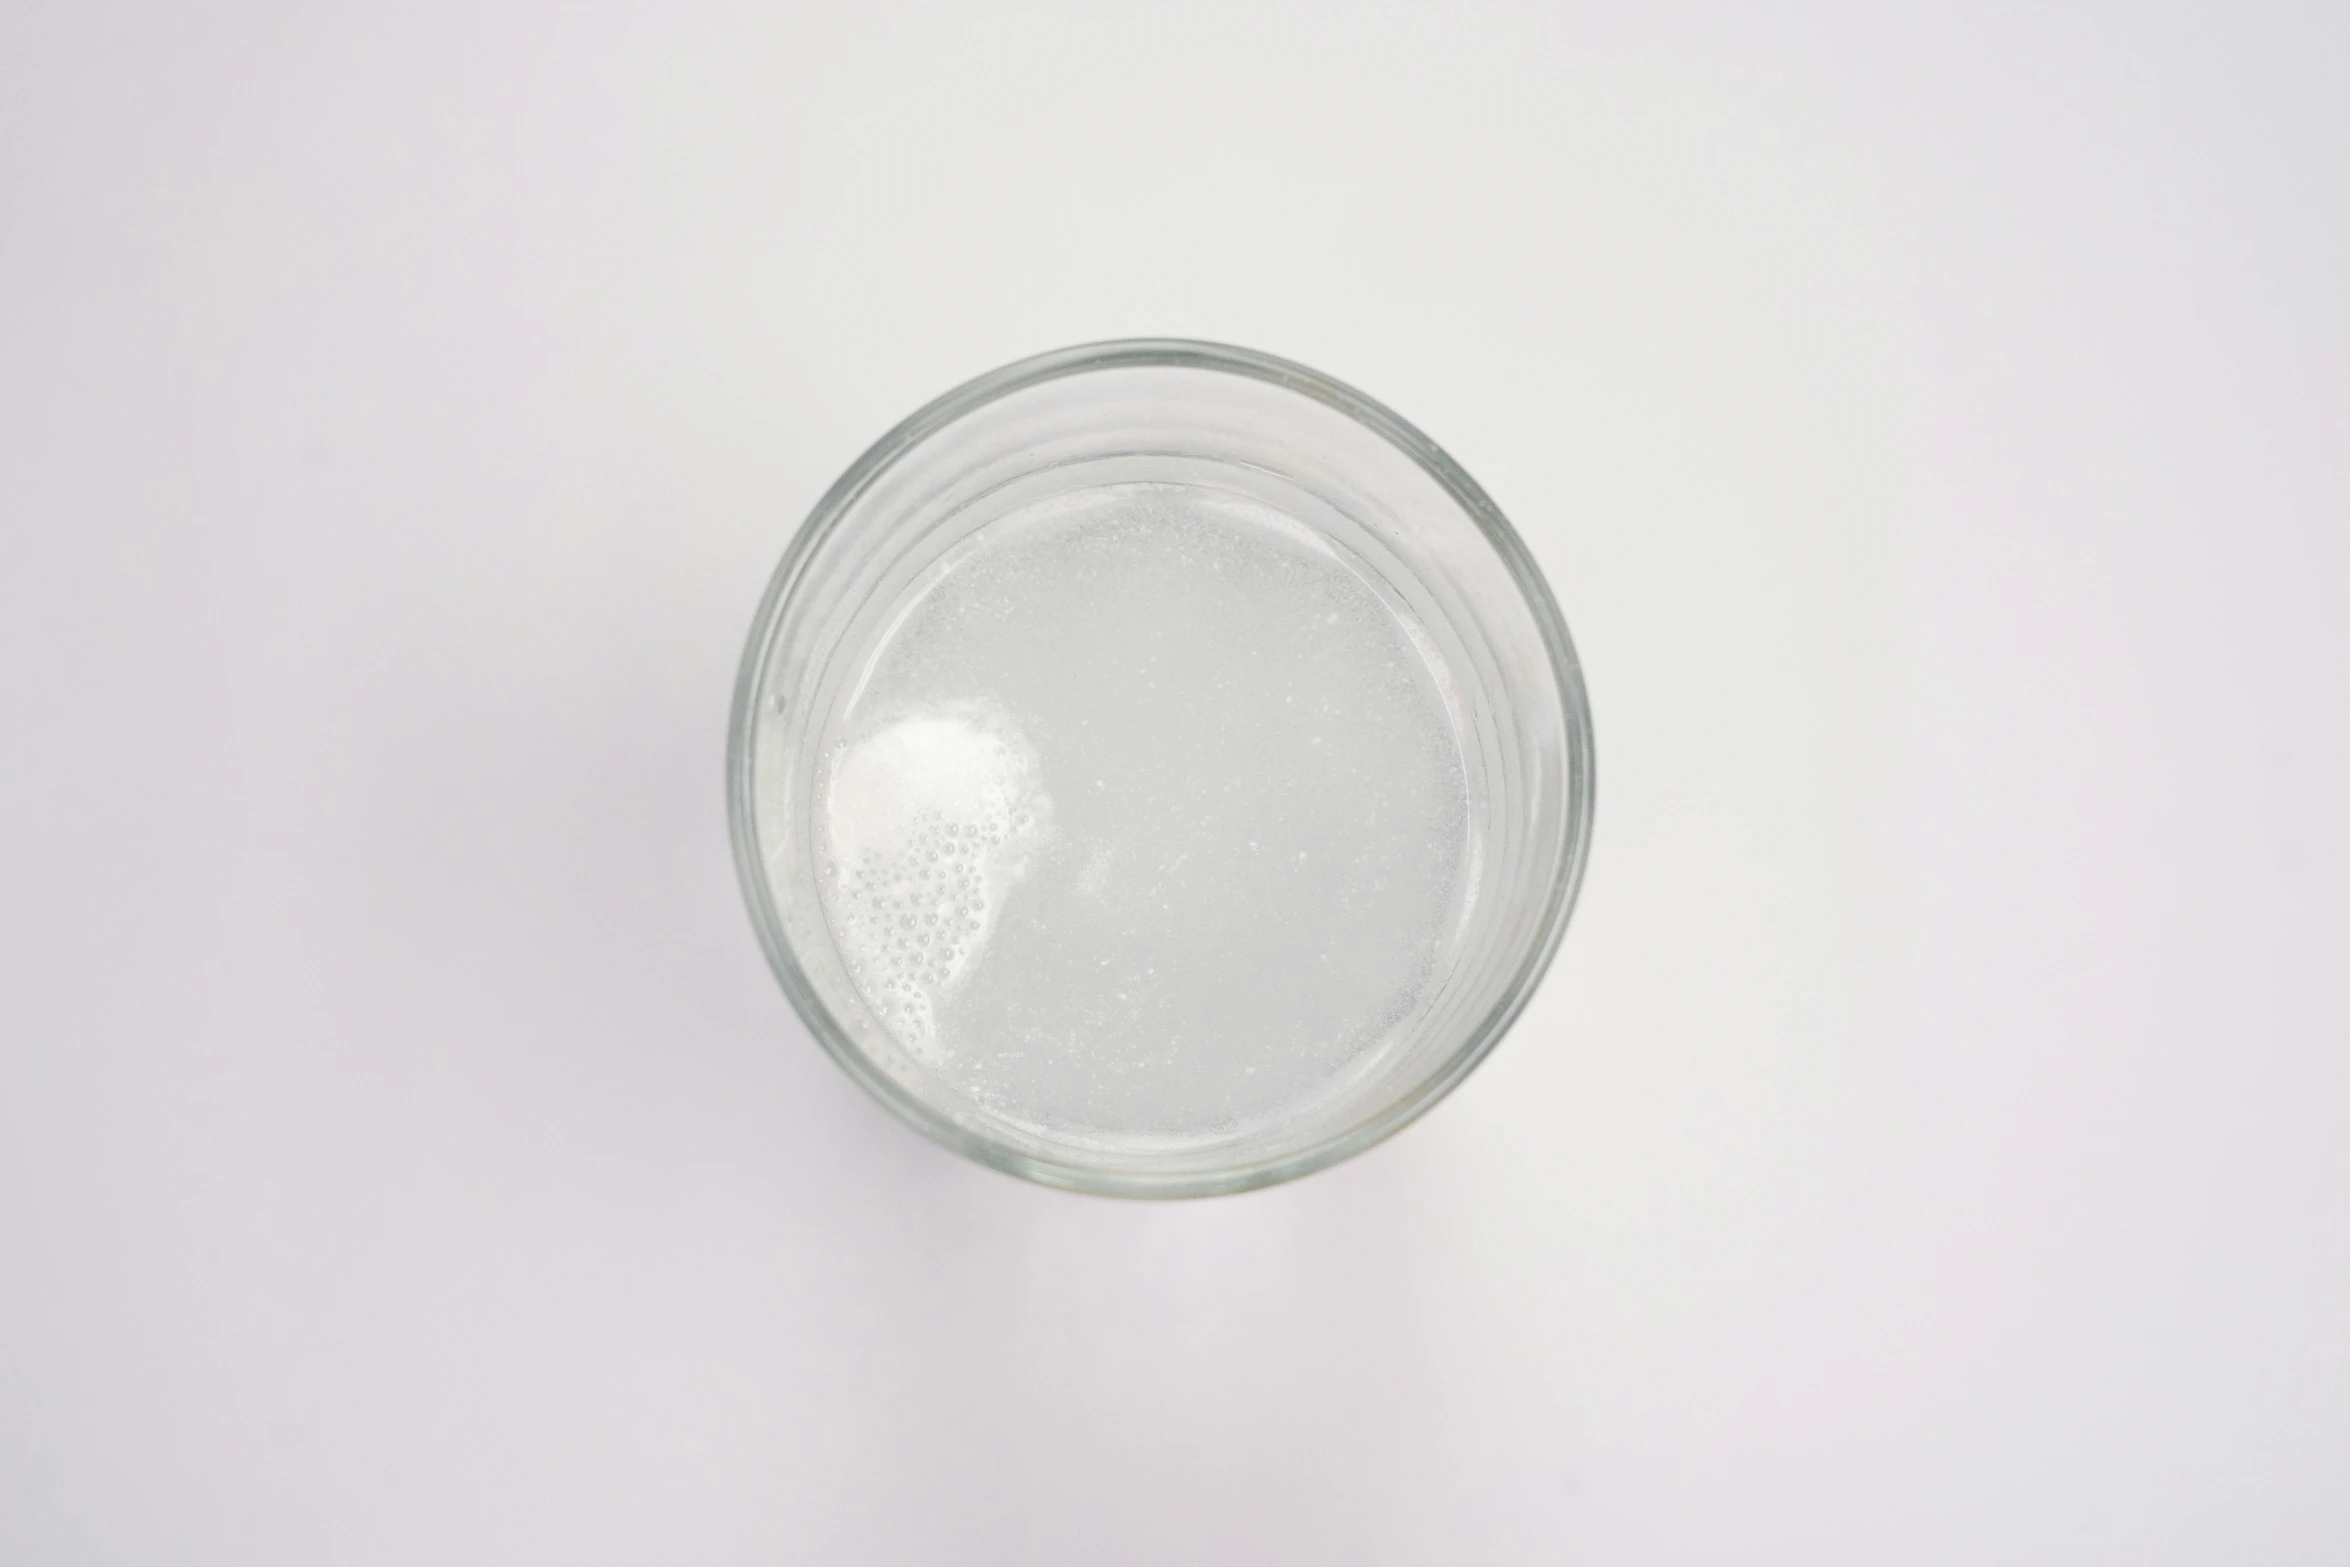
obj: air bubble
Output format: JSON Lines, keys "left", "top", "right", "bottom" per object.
{"left": 816, "top": 710, "right": 1051, "bottom": 1060}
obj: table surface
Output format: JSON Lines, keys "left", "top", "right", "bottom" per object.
{"left": 5, "top": 4, "right": 2346, "bottom": 1562}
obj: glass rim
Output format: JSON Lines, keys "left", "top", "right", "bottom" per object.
{"left": 727, "top": 338, "right": 1596, "bottom": 1198}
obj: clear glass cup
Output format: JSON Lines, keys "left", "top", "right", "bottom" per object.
{"left": 729, "top": 341, "right": 1594, "bottom": 1196}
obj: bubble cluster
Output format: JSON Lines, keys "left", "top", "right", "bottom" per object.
{"left": 818, "top": 711, "right": 1048, "bottom": 1060}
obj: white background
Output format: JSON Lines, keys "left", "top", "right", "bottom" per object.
{"left": 4, "top": 3, "right": 2346, "bottom": 1562}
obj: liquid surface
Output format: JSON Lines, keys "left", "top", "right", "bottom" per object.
{"left": 816, "top": 482, "right": 1470, "bottom": 1142}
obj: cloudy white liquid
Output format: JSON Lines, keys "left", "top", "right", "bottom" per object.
{"left": 815, "top": 482, "right": 1472, "bottom": 1143}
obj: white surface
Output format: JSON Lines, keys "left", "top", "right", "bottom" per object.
{"left": 3, "top": 3, "right": 2345, "bottom": 1562}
